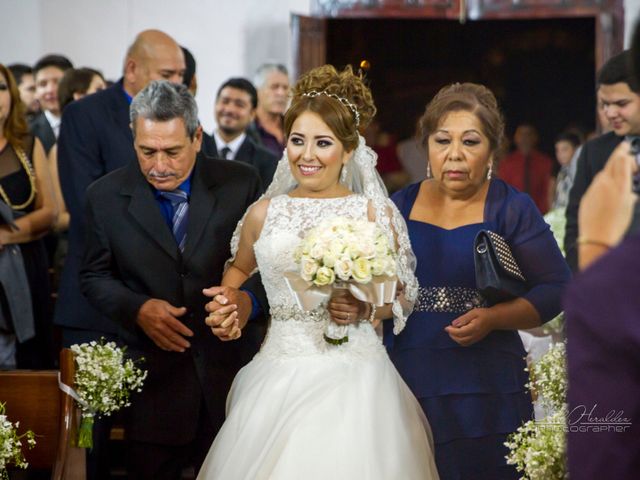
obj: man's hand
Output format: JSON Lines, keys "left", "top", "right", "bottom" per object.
{"left": 579, "top": 141, "right": 638, "bottom": 269}
{"left": 136, "top": 299, "right": 193, "bottom": 352}
{"left": 203, "top": 286, "right": 252, "bottom": 341}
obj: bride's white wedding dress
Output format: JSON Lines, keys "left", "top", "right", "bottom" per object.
{"left": 197, "top": 194, "right": 439, "bottom": 480}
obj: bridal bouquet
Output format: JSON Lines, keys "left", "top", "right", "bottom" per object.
{"left": 289, "top": 216, "right": 397, "bottom": 344}
{"left": 0, "top": 403, "right": 35, "bottom": 479}
{"left": 69, "top": 340, "right": 147, "bottom": 448}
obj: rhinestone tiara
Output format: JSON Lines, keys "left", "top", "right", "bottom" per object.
{"left": 301, "top": 90, "right": 361, "bottom": 127}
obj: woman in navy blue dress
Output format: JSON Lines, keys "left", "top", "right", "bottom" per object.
{"left": 387, "top": 83, "right": 571, "bottom": 479}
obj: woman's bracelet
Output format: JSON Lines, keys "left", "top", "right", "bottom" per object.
{"left": 360, "top": 303, "right": 377, "bottom": 323}
{"left": 576, "top": 237, "right": 612, "bottom": 250}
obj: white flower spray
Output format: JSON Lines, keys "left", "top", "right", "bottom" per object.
{"left": 0, "top": 403, "right": 35, "bottom": 479}
{"left": 70, "top": 340, "right": 147, "bottom": 448}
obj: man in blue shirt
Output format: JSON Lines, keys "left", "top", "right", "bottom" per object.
{"left": 80, "top": 81, "right": 262, "bottom": 479}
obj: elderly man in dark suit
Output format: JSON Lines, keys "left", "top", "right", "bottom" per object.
{"left": 55, "top": 29, "right": 185, "bottom": 348}
{"left": 202, "top": 77, "right": 278, "bottom": 186}
{"left": 565, "top": 50, "right": 640, "bottom": 270}
{"left": 80, "top": 81, "right": 262, "bottom": 479}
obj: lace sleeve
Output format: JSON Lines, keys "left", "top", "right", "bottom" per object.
{"left": 224, "top": 198, "right": 271, "bottom": 277}
{"left": 370, "top": 198, "right": 418, "bottom": 334}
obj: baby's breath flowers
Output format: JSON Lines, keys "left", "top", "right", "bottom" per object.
{"left": 70, "top": 340, "right": 147, "bottom": 448}
{"left": 527, "top": 342, "right": 567, "bottom": 411}
{"left": 505, "top": 407, "right": 567, "bottom": 480}
{"left": 0, "top": 403, "right": 35, "bottom": 479}
{"left": 505, "top": 342, "right": 568, "bottom": 479}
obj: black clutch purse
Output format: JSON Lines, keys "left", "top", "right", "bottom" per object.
{"left": 474, "top": 230, "right": 527, "bottom": 305}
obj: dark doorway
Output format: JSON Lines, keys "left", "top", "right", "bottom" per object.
{"left": 325, "top": 17, "right": 596, "bottom": 157}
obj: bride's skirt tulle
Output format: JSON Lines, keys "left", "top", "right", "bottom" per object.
{"left": 197, "top": 347, "right": 439, "bottom": 479}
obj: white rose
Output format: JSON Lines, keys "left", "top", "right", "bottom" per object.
{"left": 328, "top": 239, "right": 345, "bottom": 257}
{"left": 360, "top": 241, "right": 377, "bottom": 259}
{"left": 335, "top": 257, "right": 354, "bottom": 281}
{"left": 314, "top": 266, "right": 335, "bottom": 286}
{"left": 371, "top": 257, "right": 387, "bottom": 276}
{"left": 352, "top": 257, "right": 372, "bottom": 283}
{"left": 384, "top": 256, "right": 397, "bottom": 276}
{"left": 300, "top": 256, "right": 319, "bottom": 281}
{"left": 309, "top": 242, "right": 325, "bottom": 260}
{"left": 375, "top": 234, "right": 391, "bottom": 256}
{"left": 322, "top": 251, "right": 339, "bottom": 269}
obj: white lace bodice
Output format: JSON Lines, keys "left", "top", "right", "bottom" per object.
{"left": 253, "top": 194, "right": 383, "bottom": 358}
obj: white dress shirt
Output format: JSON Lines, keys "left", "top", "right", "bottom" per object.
{"left": 212, "top": 131, "right": 246, "bottom": 160}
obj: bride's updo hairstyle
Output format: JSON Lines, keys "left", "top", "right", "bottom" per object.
{"left": 284, "top": 65, "right": 377, "bottom": 152}
{"left": 420, "top": 82, "right": 506, "bottom": 161}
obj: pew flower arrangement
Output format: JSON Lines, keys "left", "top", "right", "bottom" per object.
{"left": 505, "top": 341, "right": 568, "bottom": 479}
{"left": 71, "top": 340, "right": 147, "bottom": 448}
{"left": 0, "top": 403, "right": 35, "bottom": 479}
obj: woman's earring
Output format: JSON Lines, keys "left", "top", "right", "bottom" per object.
{"left": 340, "top": 164, "right": 348, "bottom": 184}
{"left": 426, "top": 162, "right": 432, "bottom": 179}
{"left": 487, "top": 163, "right": 493, "bottom": 180}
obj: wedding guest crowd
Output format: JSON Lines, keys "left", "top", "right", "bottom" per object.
{"left": 0, "top": 63, "right": 56, "bottom": 368}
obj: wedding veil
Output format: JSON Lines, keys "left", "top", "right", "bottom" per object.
{"left": 227, "top": 135, "right": 418, "bottom": 334}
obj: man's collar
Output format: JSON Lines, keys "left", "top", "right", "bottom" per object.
{"left": 213, "top": 130, "right": 246, "bottom": 158}
{"left": 44, "top": 110, "right": 61, "bottom": 128}
{"left": 121, "top": 84, "right": 133, "bottom": 105}
{"left": 151, "top": 170, "right": 194, "bottom": 198}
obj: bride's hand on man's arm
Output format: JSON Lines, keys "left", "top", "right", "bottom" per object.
{"left": 203, "top": 285, "right": 253, "bottom": 341}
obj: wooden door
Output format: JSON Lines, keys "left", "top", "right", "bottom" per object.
{"left": 291, "top": 14, "right": 327, "bottom": 79}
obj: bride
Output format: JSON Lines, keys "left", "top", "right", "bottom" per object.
{"left": 198, "top": 65, "right": 439, "bottom": 479}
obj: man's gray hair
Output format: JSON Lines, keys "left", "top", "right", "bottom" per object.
{"left": 130, "top": 80, "right": 199, "bottom": 138}
{"left": 253, "top": 63, "right": 288, "bottom": 89}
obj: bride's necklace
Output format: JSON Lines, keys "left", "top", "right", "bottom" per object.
{"left": 0, "top": 144, "right": 37, "bottom": 210}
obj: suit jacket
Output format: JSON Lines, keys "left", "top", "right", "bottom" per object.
{"left": 80, "top": 156, "right": 262, "bottom": 444}
{"left": 564, "top": 132, "right": 624, "bottom": 271}
{"left": 29, "top": 112, "right": 56, "bottom": 154}
{"left": 54, "top": 79, "right": 135, "bottom": 335}
{"left": 202, "top": 132, "right": 278, "bottom": 187}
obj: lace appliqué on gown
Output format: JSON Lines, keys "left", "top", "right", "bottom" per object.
{"left": 254, "top": 194, "right": 383, "bottom": 359}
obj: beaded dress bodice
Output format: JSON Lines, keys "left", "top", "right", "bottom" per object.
{"left": 254, "top": 194, "right": 383, "bottom": 358}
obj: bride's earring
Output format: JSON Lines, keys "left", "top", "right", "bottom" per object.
{"left": 340, "top": 164, "right": 348, "bottom": 184}
{"left": 486, "top": 163, "right": 493, "bottom": 180}
{"left": 426, "top": 161, "right": 432, "bottom": 179}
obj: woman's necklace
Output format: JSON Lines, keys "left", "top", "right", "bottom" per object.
{"left": 0, "top": 144, "right": 37, "bottom": 210}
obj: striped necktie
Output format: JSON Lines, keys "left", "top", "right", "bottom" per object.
{"left": 159, "top": 189, "right": 189, "bottom": 252}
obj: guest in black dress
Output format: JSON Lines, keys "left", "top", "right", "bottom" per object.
{"left": 0, "top": 64, "right": 57, "bottom": 368}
